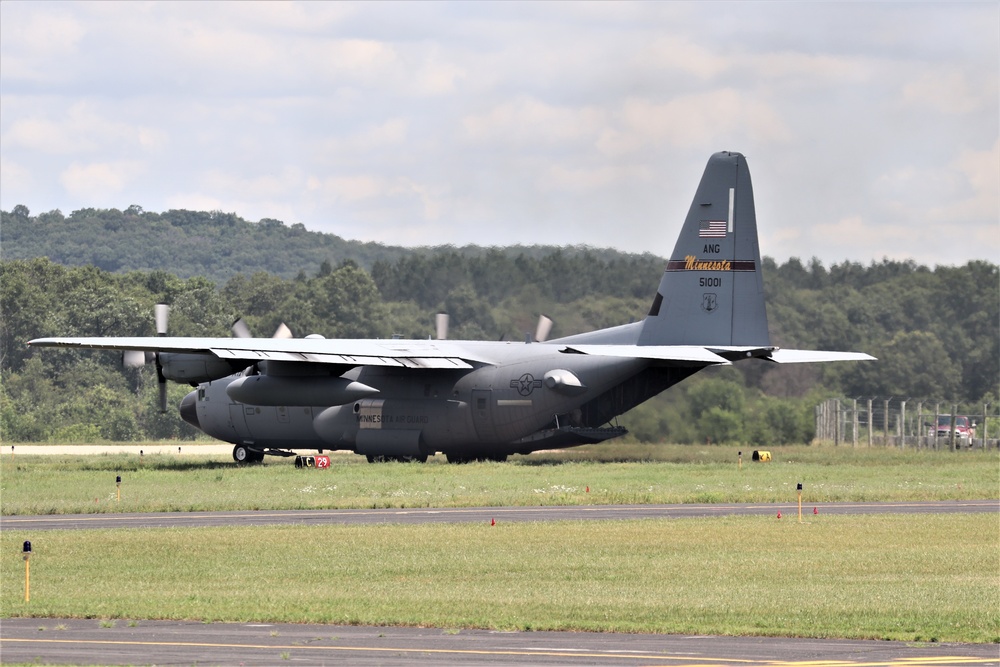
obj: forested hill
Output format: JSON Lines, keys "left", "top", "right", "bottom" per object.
{"left": 0, "top": 205, "right": 647, "bottom": 282}
{"left": 2, "top": 204, "right": 998, "bottom": 444}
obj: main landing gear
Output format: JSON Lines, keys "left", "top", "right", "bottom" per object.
{"left": 445, "top": 453, "right": 508, "bottom": 463}
{"left": 366, "top": 454, "right": 428, "bottom": 463}
{"left": 233, "top": 444, "right": 265, "bottom": 464}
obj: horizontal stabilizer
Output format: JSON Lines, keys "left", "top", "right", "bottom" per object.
{"left": 766, "top": 349, "right": 877, "bottom": 364}
{"left": 561, "top": 344, "right": 730, "bottom": 365}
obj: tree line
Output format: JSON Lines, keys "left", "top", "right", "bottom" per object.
{"left": 1, "top": 205, "right": 996, "bottom": 446}
{"left": 2, "top": 205, "right": 643, "bottom": 283}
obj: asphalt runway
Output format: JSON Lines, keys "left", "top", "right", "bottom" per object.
{"left": 2, "top": 617, "right": 997, "bottom": 667}
{"left": 2, "top": 499, "right": 997, "bottom": 531}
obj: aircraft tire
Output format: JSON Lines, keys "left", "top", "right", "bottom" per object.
{"left": 233, "top": 445, "right": 264, "bottom": 464}
{"left": 446, "top": 453, "right": 506, "bottom": 464}
{"left": 366, "top": 454, "right": 428, "bottom": 463}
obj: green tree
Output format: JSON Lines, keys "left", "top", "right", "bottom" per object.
{"left": 310, "top": 261, "right": 388, "bottom": 338}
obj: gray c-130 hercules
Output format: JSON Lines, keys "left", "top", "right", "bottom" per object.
{"left": 29, "top": 152, "right": 874, "bottom": 463}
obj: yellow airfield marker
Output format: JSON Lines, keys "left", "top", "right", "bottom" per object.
{"left": 22, "top": 540, "right": 32, "bottom": 602}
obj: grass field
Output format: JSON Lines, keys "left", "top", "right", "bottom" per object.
{"left": 1, "top": 444, "right": 997, "bottom": 643}
{"left": 1, "top": 444, "right": 997, "bottom": 515}
{"left": 2, "top": 515, "right": 997, "bottom": 642}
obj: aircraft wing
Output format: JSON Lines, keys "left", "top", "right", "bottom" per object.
{"left": 26, "top": 336, "right": 490, "bottom": 370}
{"left": 560, "top": 344, "right": 732, "bottom": 365}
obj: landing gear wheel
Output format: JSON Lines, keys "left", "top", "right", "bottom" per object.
{"left": 366, "top": 454, "right": 429, "bottom": 463}
{"left": 446, "top": 453, "right": 506, "bottom": 463}
{"left": 233, "top": 445, "right": 264, "bottom": 463}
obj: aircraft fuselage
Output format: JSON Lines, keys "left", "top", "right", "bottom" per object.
{"left": 184, "top": 343, "right": 651, "bottom": 460}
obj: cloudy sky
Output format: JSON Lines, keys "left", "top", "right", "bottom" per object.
{"left": 2, "top": 1, "right": 997, "bottom": 266}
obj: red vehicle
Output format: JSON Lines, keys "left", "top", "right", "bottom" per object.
{"left": 931, "top": 415, "right": 974, "bottom": 444}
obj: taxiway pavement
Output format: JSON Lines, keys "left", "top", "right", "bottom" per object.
{"left": 2, "top": 617, "right": 997, "bottom": 667}
{"left": 2, "top": 499, "right": 997, "bottom": 531}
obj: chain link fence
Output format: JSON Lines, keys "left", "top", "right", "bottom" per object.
{"left": 815, "top": 398, "right": 1000, "bottom": 449}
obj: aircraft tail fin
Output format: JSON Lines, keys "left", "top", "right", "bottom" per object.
{"left": 638, "top": 151, "right": 770, "bottom": 347}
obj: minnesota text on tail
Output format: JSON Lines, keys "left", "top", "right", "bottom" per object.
{"left": 29, "top": 152, "right": 874, "bottom": 463}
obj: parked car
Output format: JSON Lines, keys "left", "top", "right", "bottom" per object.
{"left": 930, "top": 415, "right": 975, "bottom": 445}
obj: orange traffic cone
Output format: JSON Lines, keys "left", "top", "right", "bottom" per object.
{"left": 777, "top": 511, "right": 782, "bottom": 519}
{"left": 490, "top": 518, "right": 496, "bottom": 526}
{"left": 813, "top": 507, "right": 818, "bottom": 515}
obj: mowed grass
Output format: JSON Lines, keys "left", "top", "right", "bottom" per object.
{"left": 1, "top": 444, "right": 997, "bottom": 515}
{"left": 2, "top": 515, "right": 997, "bottom": 642}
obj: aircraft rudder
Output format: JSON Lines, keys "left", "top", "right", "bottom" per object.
{"left": 639, "top": 152, "right": 770, "bottom": 347}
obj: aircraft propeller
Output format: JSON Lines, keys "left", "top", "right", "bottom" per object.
{"left": 435, "top": 313, "right": 449, "bottom": 340}
{"left": 154, "top": 303, "right": 170, "bottom": 412}
{"left": 124, "top": 307, "right": 296, "bottom": 413}
{"left": 534, "top": 314, "right": 553, "bottom": 343}
{"left": 231, "top": 317, "right": 293, "bottom": 339}
{"left": 437, "top": 311, "right": 551, "bottom": 342}
{"left": 122, "top": 304, "right": 172, "bottom": 412}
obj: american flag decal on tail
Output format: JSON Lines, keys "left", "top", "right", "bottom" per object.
{"left": 699, "top": 221, "right": 727, "bottom": 238}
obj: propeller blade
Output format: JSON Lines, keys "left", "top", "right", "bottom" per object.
{"left": 155, "top": 304, "right": 170, "bottom": 336}
{"left": 435, "top": 313, "right": 449, "bottom": 340}
{"left": 123, "top": 350, "right": 146, "bottom": 368}
{"left": 231, "top": 318, "right": 253, "bottom": 338}
{"left": 156, "top": 363, "right": 168, "bottom": 413}
{"left": 272, "top": 323, "right": 293, "bottom": 339}
{"left": 535, "top": 314, "right": 553, "bottom": 343}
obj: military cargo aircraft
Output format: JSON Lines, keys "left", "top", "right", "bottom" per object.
{"left": 28, "top": 152, "right": 874, "bottom": 463}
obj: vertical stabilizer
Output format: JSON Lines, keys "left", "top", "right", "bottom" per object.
{"left": 638, "top": 152, "right": 770, "bottom": 347}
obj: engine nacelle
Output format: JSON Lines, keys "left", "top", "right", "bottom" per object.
{"left": 159, "top": 353, "right": 240, "bottom": 384}
{"left": 226, "top": 375, "right": 379, "bottom": 407}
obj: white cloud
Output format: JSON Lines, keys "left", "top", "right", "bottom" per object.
{"left": 59, "top": 161, "right": 144, "bottom": 200}
{"left": 320, "top": 175, "right": 384, "bottom": 203}
{"left": 4, "top": 103, "right": 167, "bottom": 156}
{"left": 0, "top": 1, "right": 996, "bottom": 266}
{"left": 539, "top": 164, "right": 650, "bottom": 193}
{"left": 462, "top": 98, "right": 605, "bottom": 146}
{"left": 598, "top": 90, "right": 792, "bottom": 156}
{"left": 636, "top": 36, "right": 731, "bottom": 80}
{"left": 0, "top": 8, "right": 85, "bottom": 81}
{"left": 901, "top": 68, "right": 986, "bottom": 115}
{"left": 0, "top": 157, "right": 33, "bottom": 201}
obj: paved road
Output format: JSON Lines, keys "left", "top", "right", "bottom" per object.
{"left": 2, "top": 618, "right": 997, "bottom": 667}
{"left": 3, "top": 499, "right": 997, "bottom": 531}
